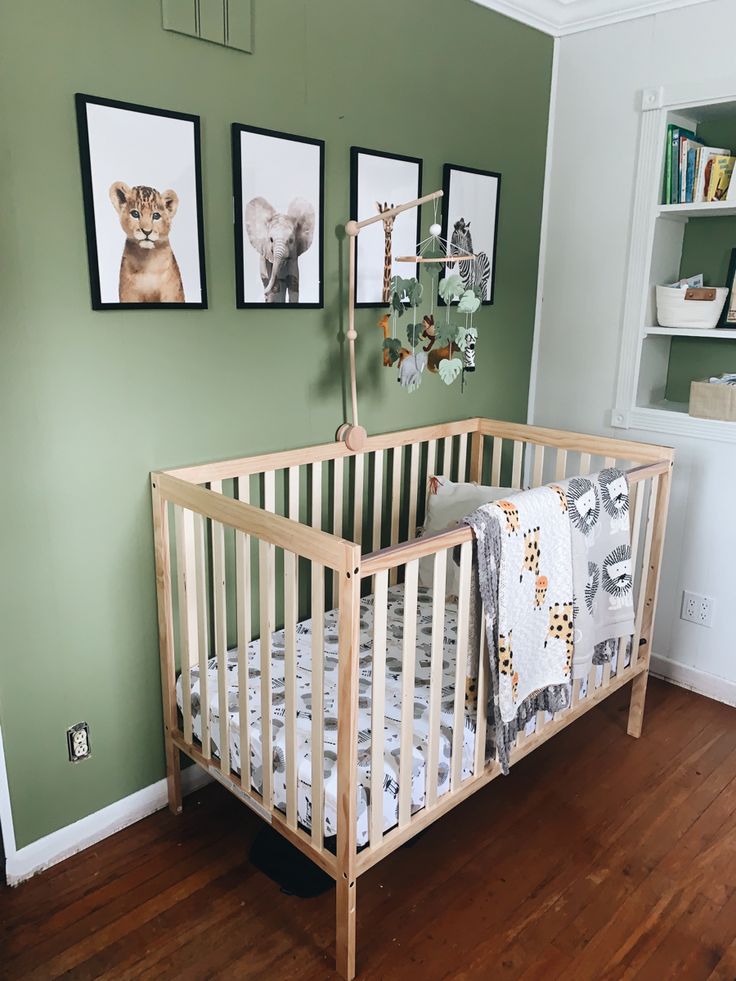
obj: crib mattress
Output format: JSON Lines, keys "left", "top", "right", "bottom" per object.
{"left": 176, "top": 584, "right": 484, "bottom": 845}
{"left": 176, "top": 585, "right": 630, "bottom": 844}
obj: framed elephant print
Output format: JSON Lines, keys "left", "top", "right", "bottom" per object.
{"left": 75, "top": 93, "right": 207, "bottom": 309}
{"left": 232, "top": 123, "right": 324, "bottom": 308}
{"left": 350, "top": 147, "right": 422, "bottom": 307}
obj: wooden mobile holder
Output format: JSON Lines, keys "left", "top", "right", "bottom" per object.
{"left": 337, "top": 189, "right": 466, "bottom": 451}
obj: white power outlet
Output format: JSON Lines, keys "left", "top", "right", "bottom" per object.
{"left": 681, "top": 590, "right": 714, "bottom": 628}
{"left": 67, "top": 722, "right": 91, "bottom": 762}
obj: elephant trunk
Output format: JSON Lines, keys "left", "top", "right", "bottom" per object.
{"left": 265, "top": 242, "right": 288, "bottom": 295}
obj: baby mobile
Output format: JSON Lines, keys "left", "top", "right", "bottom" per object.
{"left": 379, "top": 198, "right": 481, "bottom": 394}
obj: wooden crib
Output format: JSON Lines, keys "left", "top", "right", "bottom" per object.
{"left": 150, "top": 417, "right": 673, "bottom": 979}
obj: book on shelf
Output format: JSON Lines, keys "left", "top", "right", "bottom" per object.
{"left": 680, "top": 135, "right": 703, "bottom": 202}
{"left": 706, "top": 155, "right": 736, "bottom": 201}
{"left": 661, "top": 124, "right": 734, "bottom": 204}
{"left": 693, "top": 145, "right": 729, "bottom": 203}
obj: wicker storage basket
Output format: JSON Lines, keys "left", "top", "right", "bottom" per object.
{"left": 689, "top": 380, "right": 736, "bottom": 421}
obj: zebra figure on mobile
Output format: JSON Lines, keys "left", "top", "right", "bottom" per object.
{"left": 448, "top": 218, "right": 491, "bottom": 300}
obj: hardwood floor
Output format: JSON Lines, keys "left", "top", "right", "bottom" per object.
{"left": 2, "top": 678, "right": 736, "bottom": 979}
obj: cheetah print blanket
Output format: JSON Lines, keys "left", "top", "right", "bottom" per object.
{"left": 475, "top": 486, "right": 575, "bottom": 724}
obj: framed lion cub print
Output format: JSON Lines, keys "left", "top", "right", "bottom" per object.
{"left": 75, "top": 94, "right": 208, "bottom": 309}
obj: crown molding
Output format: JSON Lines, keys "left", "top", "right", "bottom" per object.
{"left": 471, "top": 0, "right": 714, "bottom": 37}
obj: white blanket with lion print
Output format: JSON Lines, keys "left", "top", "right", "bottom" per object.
{"left": 556, "top": 469, "right": 635, "bottom": 680}
{"left": 486, "top": 486, "right": 575, "bottom": 724}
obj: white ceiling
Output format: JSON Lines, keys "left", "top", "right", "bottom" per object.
{"left": 471, "top": 0, "right": 714, "bottom": 36}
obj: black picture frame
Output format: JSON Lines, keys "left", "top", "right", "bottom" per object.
{"left": 349, "top": 146, "right": 423, "bottom": 308}
{"left": 75, "top": 93, "right": 208, "bottom": 310}
{"left": 232, "top": 123, "right": 325, "bottom": 309}
{"left": 440, "top": 163, "right": 501, "bottom": 306}
{"left": 719, "top": 247, "right": 736, "bottom": 327}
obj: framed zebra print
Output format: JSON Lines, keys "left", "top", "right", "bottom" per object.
{"left": 440, "top": 163, "right": 501, "bottom": 306}
{"left": 350, "top": 147, "right": 423, "bottom": 307}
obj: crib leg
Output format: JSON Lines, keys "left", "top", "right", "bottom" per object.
{"left": 336, "top": 875, "right": 357, "bottom": 980}
{"left": 165, "top": 737, "right": 183, "bottom": 815}
{"left": 627, "top": 671, "right": 649, "bottom": 738}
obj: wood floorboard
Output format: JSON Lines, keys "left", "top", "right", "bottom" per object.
{"left": 2, "top": 679, "right": 736, "bottom": 980}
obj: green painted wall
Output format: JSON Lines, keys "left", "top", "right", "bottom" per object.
{"left": 666, "top": 119, "right": 736, "bottom": 402}
{"left": 0, "top": 0, "right": 552, "bottom": 848}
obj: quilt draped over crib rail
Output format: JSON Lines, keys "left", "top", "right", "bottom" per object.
{"left": 463, "top": 469, "right": 633, "bottom": 773}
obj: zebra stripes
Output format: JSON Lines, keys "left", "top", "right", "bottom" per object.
{"left": 448, "top": 218, "right": 490, "bottom": 300}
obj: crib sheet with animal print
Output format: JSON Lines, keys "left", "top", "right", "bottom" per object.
{"left": 176, "top": 585, "right": 477, "bottom": 845}
{"left": 176, "top": 584, "right": 630, "bottom": 843}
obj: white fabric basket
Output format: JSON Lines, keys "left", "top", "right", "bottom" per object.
{"left": 656, "top": 285, "right": 728, "bottom": 329}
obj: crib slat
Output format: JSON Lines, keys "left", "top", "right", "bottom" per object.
{"left": 580, "top": 452, "right": 591, "bottom": 475}
{"left": 288, "top": 465, "right": 299, "bottom": 522}
{"left": 555, "top": 448, "right": 567, "bottom": 481}
{"left": 491, "top": 436, "right": 502, "bottom": 485}
{"left": 311, "top": 461, "right": 322, "bottom": 532}
{"left": 632, "top": 476, "right": 659, "bottom": 662}
{"left": 370, "top": 569, "right": 388, "bottom": 848}
{"left": 604, "top": 456, "right": 616, "bottom": 469}
{"left": 353, "top": 453, "right": 364, "bottom": 546}
{"left": 473, "top": 603, "right": 487, "bottom": 777}
{"left": 619, "top": 480, "right": 643, "bottom": 673}
{"left": 532, "top": 444, "right": 545, "bottom": 487}
{"left": 258, "top": 538, "right": 274, "bottom": 810}
{"left": 457, "top": 432, "right": 468, "bottom": 482}
{"left": 407, "top": 443, "right": 419, "bottom": 540}
{"left": 399, "top": 559, "right": 419, "bottom": 828}
{"left": 311, "top": 560, "right": 325, "bottom": 847}
{"left": 441, "top": 436, "right": 453, "bottom": 478}
{"left": 511, "top": 441, "right": 523, "bottom": 489}
{"left": 372, "top": 450, "right": 384, "bottom": 552}
{"left": 236, "top": 476, "right": 251, "bottom": 788}
{"left": 426, "top": 549, "right": 447, "bottom": 808}
{"left": 332, "top": 457, "right": 344, "bottom": 601}
{"left": 587, "top": 662, "right": 598, "bottom": 695}
{"left": 174, "top": 506, "right": 198, "bottom": 746}
{"left": 284, "top": 549, "right": 298, "bottom": 829}
{"left": 210, "top": 504, "right": 229, "bottom": 775}
{"left": 389, "top": 446, "right": 403, "bottom": 586}
{"left": 451, "top": 541, "right": 472, "bottom": 790}
{"left": 193, "top": 512, "right": 211, "bottom": 759}
{"left": 426, "top": 439, "right": 437, "bottom": 481}
{"left": 263, "top": 471, "right": 276, "bottom": 626}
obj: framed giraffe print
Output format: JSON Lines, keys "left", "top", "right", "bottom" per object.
{"left": 350, "top": 147, "right": 422, "bottom": 307}
{"left": 232, "top": 123, "right": 324, "bottom": 308}
{"left": 440, "top": 163, "right": 501, "bottom": 306}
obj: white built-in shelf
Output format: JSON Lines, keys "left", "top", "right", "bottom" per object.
{"left": 629, "top": 402, "right": 736, "bottom": 444}
{"left": 644, "top": 325, "right": 736, "bottom": 339}
{"left": 658, "top": 201, "right": 736, "bottom": 221}
{"left": 613, "top": 83, "right": 736, "bottom": 444}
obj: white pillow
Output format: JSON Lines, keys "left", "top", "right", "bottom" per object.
{"left": 417, "top": 477, "right": 516, "bottom": 596}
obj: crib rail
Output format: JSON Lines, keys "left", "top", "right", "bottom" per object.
{"left": 152, "top": 418, "right": 673, "bottom": 981}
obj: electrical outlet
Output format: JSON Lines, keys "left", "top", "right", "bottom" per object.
{"left": 67, "top": 722, "right": 91, "bottom": 762}
{"left": 681, "top": 590, "right": 714, "bottom": 628}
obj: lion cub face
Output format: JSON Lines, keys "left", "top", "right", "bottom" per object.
{"left": 109, "top": 182, "right": 178, "bottom": 251}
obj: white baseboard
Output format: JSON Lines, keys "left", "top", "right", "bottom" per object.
{"left": 650, "top": 653, "right": 736, "bottom": 708}
{"left": 5, "top": 765, "right": 212, "bottom": 886}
